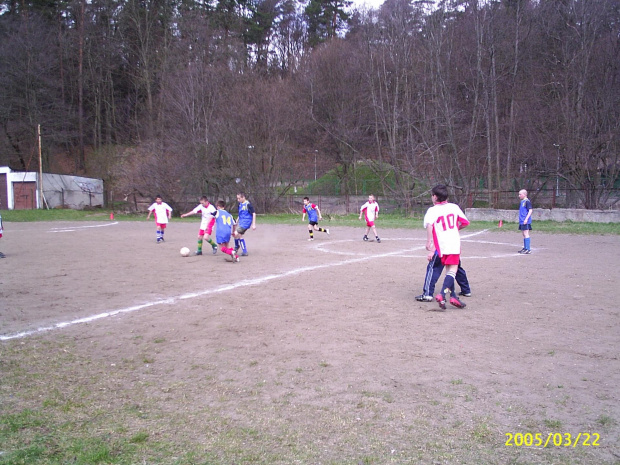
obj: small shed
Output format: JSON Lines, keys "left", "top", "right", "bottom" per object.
{"left": 0, "top": 167, "right": 104, "bottom": 210}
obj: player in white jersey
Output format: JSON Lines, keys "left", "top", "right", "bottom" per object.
{"left": 423, "top": 185, "right": 470, "bottom": 310}
{"left": 147, "top": 195, "right": 173, "bottom": 243}
{"left": 181, "top": 196, "right": 218, "bottom": 255}
{"left": 359, "top": 194, "right": 381, "bottom": 243}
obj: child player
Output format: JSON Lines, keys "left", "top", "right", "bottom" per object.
{"left": 233, "top": 192, "right": 256, "bottom": 256}
{"left": 423, "top": 184, "right": 470, "bottom": 310}
{"left": 359, "top": 194, "right": 381, "bottom": 242}
{"left": 146, "top": 195, "right": 173, "bottom": 243}
{"left": 302, "top": 197, "right": 330, "bottom": 241}
{"left": 518, "top": 189, "right": 533, "bottom": 254}
{"left": 215, "top": 200, "right": 240, "bottom": 262}
{"left": 180, "top": 196, "right": 218, "bottom": 255}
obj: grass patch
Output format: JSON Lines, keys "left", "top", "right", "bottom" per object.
{"left": 3, "top": 209, "right": 617, "bottom": 235}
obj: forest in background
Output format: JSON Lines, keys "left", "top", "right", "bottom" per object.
{"left": 0, "top": 0, "right": 619, "bottom": 212}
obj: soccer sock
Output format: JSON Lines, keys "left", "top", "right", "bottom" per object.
{"left": 220, "top": 246, "right": 232, "bottom": 255}
{"left": 240, "top": 239, "right": 247, "bottom": 253}
{"left": 309, "top": 230, "right": 314, "bottom": 239}
{"left": 441, "top": 273, "right": 456, "bottom": 298}
{"left": 207, "top": 238, "right": 216, "bottom": 248}
{"left": 525, "top": 238, "right": 531, "bottom": 250}
{"left": 317, "top": 228, "right": 326, "bottom": 233}
{"left": 197, "top": 239, "right": 203, "bottom": 252}
{"left": 234, "top": 239, "right": 240, "bottom": 250}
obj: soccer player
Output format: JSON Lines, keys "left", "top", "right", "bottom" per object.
{"left": 359, "top": 194, "right": 381, "bottom": 242}
{"left": 518, "top": 189, "right": 533, "bottom": 254}
{"left": 423, "top": 185, "right": 470, "bottom": 310}
{"left": 233, "top": 192, "right": 256, "bottom": 256}
{"left": 0, "top": 212, "right": 5, "bottom": 258}
{"left": 180, "top": 196, "right": 218, "bottom": 256}
{"left": 146, "top": 195, "right": 173, "bottom": 243}
{"left": 302, "top": 197, "right": 330, "bottom": 241}
{"left": 415, "top": 251, "right": 471, "bottom": 302}
{"left": 215, "top": 200, "right": 239, "bottom": 262}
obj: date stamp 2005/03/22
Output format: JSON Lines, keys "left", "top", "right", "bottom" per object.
{"left": 505, "top": 432, "right": 600, "bottom": 448}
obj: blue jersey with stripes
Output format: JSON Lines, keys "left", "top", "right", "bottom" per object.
{"left": 303, "top": 204, "right": 319, "bottom": 223}
{"left": 237, "top": 200, "right": 255, "bottom": 229}
{"left": 215, "top": 209, "right": 234, "bottom": 244}
{"left": 519, "top": 199, "right": 532, "bottom": 224}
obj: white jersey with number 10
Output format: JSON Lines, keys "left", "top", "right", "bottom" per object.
{"left": 423, "top": 202, "right": 469, "bottom": 256}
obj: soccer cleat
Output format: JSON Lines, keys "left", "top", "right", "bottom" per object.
{"left": 415, "top": 294, "right": 433, "bottom": 302}
{"left": 326, "top": 229, "right": 330, "bottom": 235}
{"left": 156, "top": 238, "right": 162, "bottom": 243}
{"left": 376, "top": 237, "right": 381, "bottom": 243}
{"left": 211, "top": 246, "right": 218, "bottom": 255}
{"left": 0, "top": 252, "right": 5, "bottom": 258}
{"left": 449, "top": 296, "right": 467, "bottom": 309}
{"left": 522, "top": 249, "right": 531, "bottom": 254}
{"left": 435, "top": 293, "right": 447, "bottom": 310}
{"left": 233, "top": 251, "right": 240, "bottom": 262}
{"left": 518, "top": 248, "right": 526, "bottom": 254}
{"left": 241, "top": 252, "right": 248, "bottom": 256}
{"left": 308, "top": 238, "right": 314, "bottom": 241}
{"left": 194, "top": 250, "right": 203, "bottom": 256}
{"left": 363, "top": 235, "right": 369, "bottom": 241}
{"left": 458, "top": 292, "right": 472, "bottom": 297}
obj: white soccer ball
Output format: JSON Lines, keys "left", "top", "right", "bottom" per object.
{"left": 180, "top": 247, "right": 190, "bottom": 257}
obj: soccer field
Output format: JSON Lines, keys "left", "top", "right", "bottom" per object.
{"left": 1, "top": 220, "right": 619, "bottom": 464}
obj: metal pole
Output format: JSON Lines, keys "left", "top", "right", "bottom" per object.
{"left": 38, "top": 124, "right": 43, "bottom": 209}
{"left": 314, "top": 150, "right": 318, "bottom": 181}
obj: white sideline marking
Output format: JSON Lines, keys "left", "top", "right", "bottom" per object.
{"left": 50, "top": 222, "right": 119, "bottom": 233}
{"left": 0, "top": 229, "right": 493, "bottom": 342}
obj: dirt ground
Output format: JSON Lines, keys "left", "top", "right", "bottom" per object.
{"left": 1, "top": 220, "right": 619, "bottom": 464}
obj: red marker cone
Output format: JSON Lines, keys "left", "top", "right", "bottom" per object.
{"left": 110, "top": 212, "right": 114, "bottom": 220}
{"left": 498, "top": 219, "right": 503, "bottom": 228}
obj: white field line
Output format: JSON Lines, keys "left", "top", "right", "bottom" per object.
{"left": 1, "top": 229, "right": 491, "bottom": 342}
{"left": 50, "top": 222, "right": 119, "bottom": 233}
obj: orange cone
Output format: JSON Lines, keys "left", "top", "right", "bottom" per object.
{"left": 110, "top": 212, "right": 114, "bottom": 220}
{"left": 498, "top": 219, "right": 503, "bottom": 228}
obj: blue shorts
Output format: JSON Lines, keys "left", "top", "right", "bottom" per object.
{"left": 518, "top": 224, "right": 532, "bottom": 231}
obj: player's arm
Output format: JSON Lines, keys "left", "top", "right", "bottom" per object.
{"left": 359, "top": 207, "right": 364, "bottom": 220}
{"left": 425, "top": 224, "right": 435, "bottom": 251}
{"left": 524, "top": 204, "right": 533, "bottom": 223}
{"left": 316, "top": 206, "right": 322, "bottom": 220}
{"left": 146, "top": 209, "right": 152, "bottom": 220}
{"left": 251, "top": 212, "right": 257, "bottom": 229}
{"left": 457, "top": 216, "right": 470, "bottom": 230}
{"left": 181, "top": 210, "right": 196, "bottom": 218}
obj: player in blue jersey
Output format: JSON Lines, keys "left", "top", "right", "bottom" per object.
{"left": 518, "top": 189, "right": 533, "bottom": 254}
{"left": 233, "top": 192, "right": 256, "bottom": 256}
{"left": 215, "top": 200, "right": 239, "bottom": 262}
{"left": 302, "top": 197, "right": 330, "bottom": 241}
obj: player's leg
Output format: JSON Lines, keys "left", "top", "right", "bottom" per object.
{"left": 196, "top": 233, "right": 204, "bottom": 255}
{"left": 456, "top": 261, "right": 471, "bottom": 296}
{"left": 416, "top": 253, "right": 439, "bottom": 302}
{"left": 523, "top": 227, "right": 531, "bottom": 253}
{"left": 363, "top": 225, "right": 370, "bottom": 241}
{"left": 314, "top": 223, "right": 328, "bottom": 235}
{"left": 308, "top": 223, "right": 314, "bottom": 241}
{"left": 204, "top": 234, "right": 217, "bottom": 254}
{"left": 156, "top": 224, "right": 163, "bottom": 243}
{"left": 372, "top": 225, "right": 380, "bottom": 242}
